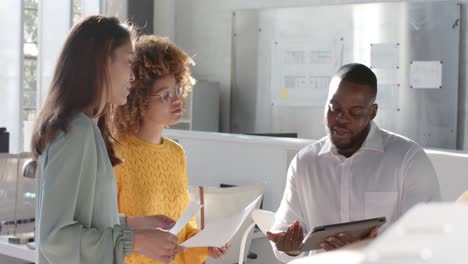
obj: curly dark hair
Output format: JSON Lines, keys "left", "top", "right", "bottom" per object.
{"left": 112, "top": 35, "right": 194, "bottom": 137}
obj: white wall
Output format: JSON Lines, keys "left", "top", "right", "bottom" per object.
{"left": 153, "top": 0, "right": 468, "bottom": 150}
{"left": 0, "top": 0, "right": 22, "bottom": 153}
{"left": 104, "top": 0, "right": 127, "bottom": 22}
{"left": 164, "top": 129, "right": 311, "bottom": 211}
{"left": 164, "top": 129, "right": 468, "bottom": 212}
{"left": 153, "top": 0, "right": 175, "bottom": 41}
{"left": 38, "top": 0, "right": 71, "bottom": 106}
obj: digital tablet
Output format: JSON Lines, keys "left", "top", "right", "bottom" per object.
{"left": 300, "top": 216, "right": 386, "bottom": 251}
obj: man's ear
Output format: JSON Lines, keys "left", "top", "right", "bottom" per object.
{"left": 370, "top": 103, "right": 378, "bottom": 120}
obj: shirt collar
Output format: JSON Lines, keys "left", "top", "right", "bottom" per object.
{"left": 318, "top": 121, "right": 384, "bottom": 157}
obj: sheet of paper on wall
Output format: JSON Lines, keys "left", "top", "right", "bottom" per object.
{"left": 180, "top": 195, "right": 262, "bottom": 247}
{"left": 376, "top": 83, "right": 400, "bottom": 110}
{"left": 370, "top": 43, "right": 399, "bottom": 69}
{"left": 410, "top": 61, "right": 443, "bottom": 89}
{"left": 271, "top": 37, "right": 342, "bottom": 107}
{"left": 170, "top": 202, "right": 202, "bottom": 235}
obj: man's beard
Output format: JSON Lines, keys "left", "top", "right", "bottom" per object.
{"left": 326, "top": 125, "right": 369, "bottom": 151}
{"left": 331, "top": 133, "right": 359, "bottom": 150}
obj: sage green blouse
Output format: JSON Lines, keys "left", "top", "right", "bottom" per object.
{"left": 35, "top": 113, "right": 133, "bottom": 264}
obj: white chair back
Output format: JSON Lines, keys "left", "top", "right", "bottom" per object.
{"left": 238, "top": 209, "right": 276, "bottom": 264}
{"left": 188, "top": 184, "right": 264, "bottom": 264}
{"left": 251, "top": 209, "right": 275, "bottom": 235}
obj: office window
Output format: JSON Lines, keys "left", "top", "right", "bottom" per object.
{"left": 23, "top": 0, "right": 38, "bottom": 123}
{"left": 72, "top": 0, "right": 82, "bottom": 25}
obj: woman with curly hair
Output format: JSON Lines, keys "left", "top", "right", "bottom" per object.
{"left": 112, "top": 35, "right": 229, "bottom": 264}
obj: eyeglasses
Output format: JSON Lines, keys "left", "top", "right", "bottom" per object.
{"left": 151, "top": 85, "right": 186, "bottom": 103}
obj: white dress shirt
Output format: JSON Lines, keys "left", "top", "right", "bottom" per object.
{"left": 271, "top": 122, "right": 441, "bottom": 263}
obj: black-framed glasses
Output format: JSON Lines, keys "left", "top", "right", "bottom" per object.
{"left": 151, "top": 85, "right": 186, "bottom": 103}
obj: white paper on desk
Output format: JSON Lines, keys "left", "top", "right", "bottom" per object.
{"left": 181, "top": 195, "right": 262, "bottom": 248}
{"left": 170, "top": 202, "right": 202, "bottom": 235}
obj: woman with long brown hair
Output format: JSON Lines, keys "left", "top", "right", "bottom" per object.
{"left": 31, "top": 16, "right": 184, "bottom": 264}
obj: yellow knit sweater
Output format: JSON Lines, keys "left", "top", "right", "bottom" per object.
{"left": 114, "top": 135, "right": 208, "bottom": 264}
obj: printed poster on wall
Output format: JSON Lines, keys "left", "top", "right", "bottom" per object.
{"left": 271, "top": 38, "right": 343, "bottom": 107}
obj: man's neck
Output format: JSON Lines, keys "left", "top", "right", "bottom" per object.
{"left": 337, "top": 124, "right": 371, "bottom": 158}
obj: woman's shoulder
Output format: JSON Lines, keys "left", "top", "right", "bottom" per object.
{"left": 41, "top": 113, "right": 98, "bottom": 165}
{"left": 163, "top": 137, "right": 184, "bottom": 153}
{"left": 163, "top": 138, "right": 187, "bottom": 161}
{"left": 60, "top": 113, "right": 98, "bottom": 143}
{"left": 52, "top": 113, "right": 95, "bottom": 143}
{"left": 69, "top": 112, "right": 95, "bottom": 131}
{"left": 114, "top": 135, "right": 132, "bottom": 148}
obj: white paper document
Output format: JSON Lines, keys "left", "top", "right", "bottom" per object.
{"left": 170, "top": 202, "right": 203, "bottom": 235}
{"left": 181, "top": 195, "right": 263, "bottom": 248}
{"left": 370, "top": 43, "right": 399, "bottom": 69}
{"left": 410, "top": 60, "right": 442, "bottom": 89}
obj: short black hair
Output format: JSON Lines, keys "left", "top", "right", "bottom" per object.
{"left": 335, "top": 63, "right": 377, "bottom": 100}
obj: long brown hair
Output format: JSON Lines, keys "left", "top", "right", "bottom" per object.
{"left": 31, "top": 16, "right": 136, "bottom": 165}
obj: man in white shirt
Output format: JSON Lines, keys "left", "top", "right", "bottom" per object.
{"left": 267, "top": 63, "right": 441, "bottom": 263}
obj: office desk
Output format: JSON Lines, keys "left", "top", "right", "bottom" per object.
{"left": 0, "top": 236, "right": 35, "bottom": 263}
